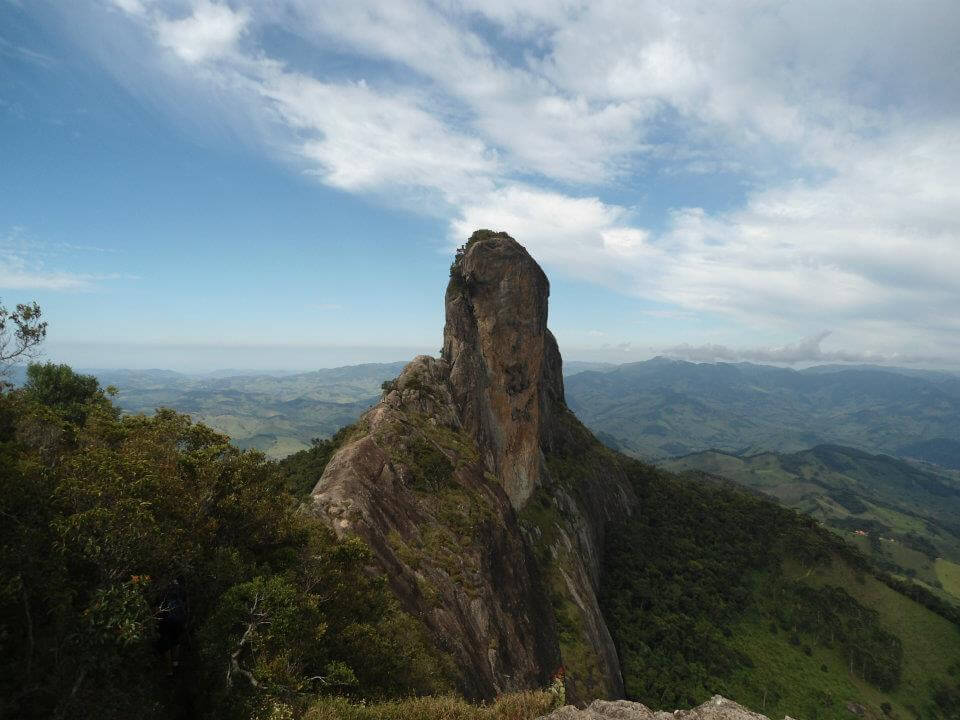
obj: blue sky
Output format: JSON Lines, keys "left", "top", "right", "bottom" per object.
{"left": 2, "top": 0, "right": 959, "bottom": 371}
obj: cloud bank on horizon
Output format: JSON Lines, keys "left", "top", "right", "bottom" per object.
{"left": 662, "top": 331, "right": 947, "bottom": 366}
{"left": 17, "top": 0, "right": 960, "bottom": 365}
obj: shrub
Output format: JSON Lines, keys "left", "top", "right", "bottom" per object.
{"left": 0, "top": 364, "right": 449, "bottom": 720}
{"left": 305, "top": 691, "right": 555, "bottom": 720}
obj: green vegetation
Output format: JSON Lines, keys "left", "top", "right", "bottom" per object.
{"left": 67, "top": 363, "right": 407, "bottom": 459}
{"left": 304, "top": 690, "right": 556, "bottom": 720}
{"left": 0, "top": 362, "right": 450, "bottom": 719}
{"left": 380, "top": 410, "right": 497, "bottom": 600}
{"left": 522, "top": 408, "right": 621, "bottom": 702}
{"left": 274, "top": 422, "right": 368, "bottom": 498}
{"left": 523, "top": 500, "right": 604, "bottom": 701}
{"left": 0, "top": 299, "right": 46, "bottom": 370}
{"left": 898, "top": 438, "right": 960, "bottom": 471}
{"left": 399, "top": 434, "right": 456, "bottom": 492}
{"left": 8, "top": 302, "right": 960, "bottom": 720}
{"left": 663, "top": 445, "right": 960, "bottom": 603}
{"left": 601, "top": 460, "right": 960, "bottom": 719}
{"left": 938, "top": 559, "right": 960, "bottom": 599}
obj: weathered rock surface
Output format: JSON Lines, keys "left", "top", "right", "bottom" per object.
{"left": 311, "top": 355, "right": 558, "bottom": 699}
{"left": 443, "top": 233, "right": 553, "bottom": 510}
{"left": 538, "top": 695, "right": 794, "bottom": 720}
{"left": 310, "top": 230, "right": 635, "bottom": 702}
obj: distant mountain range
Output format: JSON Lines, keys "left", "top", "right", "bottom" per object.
{"left": 19, "top": 362, "right": 407, "bottom": 458}
{"left": 564, "top": 357, "right": 960, "bottom": 467}
{"left": 7, "top": 357, "right": 959, "bottom": 468}
{"left": 4, "top": 359, "right": 624, "bottom": 458}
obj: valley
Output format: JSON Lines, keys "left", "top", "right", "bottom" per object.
{"left": 563, "top": 358, "right": 960, "bottom": 465}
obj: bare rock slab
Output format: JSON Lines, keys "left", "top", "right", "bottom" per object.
{"left": 539, "top": 695, "right": 787, "bottom": 720}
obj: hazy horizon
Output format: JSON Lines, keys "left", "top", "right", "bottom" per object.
{"left": 24, "top": 341, "right": 960, "bottom": 376}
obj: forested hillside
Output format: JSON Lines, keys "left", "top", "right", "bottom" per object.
{"left": 0, "top": 363, "right": 456, "bottom": 719}
{"left": 7, "top": 359, "right": 960, "bottom": 719}
{"left": 663, "top": 445, "right": 960, "bottom": 605}
{"left": 602, "top": 462, "right": 960, "bottom": 720}
{"left": 7, "top": 363, "right": 406, "bottom": 459}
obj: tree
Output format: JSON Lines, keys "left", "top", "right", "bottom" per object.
{"left": 24, "top": 362, "right": 111, "bottom": 425}
{"left": 0, "top": 364, "right": 450, "bottom": 720}
{"left": 0, "top": 300, "right": 46, "bottom": 372}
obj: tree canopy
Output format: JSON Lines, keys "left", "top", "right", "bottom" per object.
{"left": 0, "top": 363, "right": 450, "bottom": 720}
{"left": 0, "top": 300, "right": 46, "bottom": 371}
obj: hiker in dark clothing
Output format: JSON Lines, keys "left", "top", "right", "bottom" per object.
{"left": 155, "top": 579, "right": 188, "bottom": 674}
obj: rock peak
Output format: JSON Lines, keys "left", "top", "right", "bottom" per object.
{"left": 442, "top": 230, "right": 563, "bottom": 509}
{"left": 312, "top": 230, "right": 634, "bottom": 701}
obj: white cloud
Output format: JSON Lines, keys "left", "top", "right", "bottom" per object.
{"left": 0, "top": 254, "right": 121, "bottom": 291}
{"left": 0, "top": 228, "right": 132, "bottom": 292}
{"left": 156, "top": 0, "right": 248, "bottom": 63}
{"left": 50, "top": 0, "right": 960, "bottom": 361}
{"left": 253, "top": 0, "right": 656, "bottom": 183}
{"left": 449, "top": 118, "right": 960, "bottom": 360}
{"left": 260, "top": 74, "right": 497, "bottom": 201}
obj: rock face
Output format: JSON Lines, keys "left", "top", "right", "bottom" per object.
{"left": 538, "top": 695, "right": 794, "bottom": 720}
{"left": 310, "top": 230, "right": 635, "bottom": 702}
{"left": 443, "top": 233, "right": 555, "bottom": 509}
{"left": 310, "top": 355, "right": 557, "bottom": 699}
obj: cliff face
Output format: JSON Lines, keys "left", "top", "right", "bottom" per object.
{"left": 310, "top": 230, "right": 635, "bottom": 702}
{"left": 442, "top": 232, "right": 555, "bottom": 510}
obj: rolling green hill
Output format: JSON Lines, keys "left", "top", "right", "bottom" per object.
{"left": 898, "top": 438, "right": 960, "bottom": 471}
{"left": 565, "top": 357, "right": 960, "bottom": 465}
{"left": 662, "top": 445, "right": 960, "bottom": 605}
{"left": 5, "top": 361, "right": 620, "bottom": 459}
{"left": 602, "top": 462, "right": 960, "bottom": 720}
{"left": 81, "top": 363, "right": 407, "bottom": 458}
{"left": 17, "top": 357, "right": 959, "bottom": 465}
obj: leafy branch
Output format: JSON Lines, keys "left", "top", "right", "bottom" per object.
{"left": 0, "top": 300, "right": 47, "bottom": 371}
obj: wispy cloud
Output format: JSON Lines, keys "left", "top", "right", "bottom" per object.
{"left": 47, "top": 0, "right": 960, "bottom": 361}
{"left": 0, "top": 36, "right": 56, "bottom": 67}
{"left": 0, "top": 255, "right": 126, "bottom": 291}
{"left": 0, "top": 227, "right": 133, "bottom": 292}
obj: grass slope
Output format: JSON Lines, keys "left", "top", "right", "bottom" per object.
{"left": 938, "top": 560, "right": 960, "bottom": 600}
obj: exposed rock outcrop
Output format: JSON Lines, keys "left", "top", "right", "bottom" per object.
{"left": 310, "top": 230, "right": 635, "bottom": 702}
{"left": 538, "top": 695, "right": 795, "bottom": 720}
{"left": 443, "top": 232, "right": 554, "bottom": 509}
{"left": 310, "top": 355, "right": 557, "bottom": 699}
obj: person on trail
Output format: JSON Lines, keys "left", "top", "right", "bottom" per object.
{"left": 155, "top": 578, "right": 188, "bottom": 675}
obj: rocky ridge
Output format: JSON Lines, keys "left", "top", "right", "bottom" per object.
{"left": 538, "top": 694, "right": 795, "bottom": 720}
{"left": 310, "top": 231, "right": 634, "bottom": 702}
